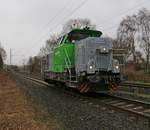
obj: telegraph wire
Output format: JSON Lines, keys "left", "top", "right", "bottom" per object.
{"left": 31, "top": 0, "right": 89, "bottom": 48}
{"left": 100, "top": 0, "right": 150, "bottom": 34}
{"left": 30, "top": 0, "right": 75, "bottom": 49}
{"left": 31, "top": 0, "right": 149, "bottom": 54}
{"left": 35, "top": 0, "right": 149, "bottom": 42}
{"left": 98, "top": 0, "right": 149, "bottom": 27}
{"left": 38, "top": 0, "right": 74, "bottom": 33}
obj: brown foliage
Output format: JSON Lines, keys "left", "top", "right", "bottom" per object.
{"left": 0, "top": 54, "right": 3, "bottom": 69}
{"left": 0, "top": 71, "right": 61, "bottom": 129}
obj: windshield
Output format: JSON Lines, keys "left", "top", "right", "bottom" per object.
{"left": 67, "top": 29, "right": 102, "bottom": 42}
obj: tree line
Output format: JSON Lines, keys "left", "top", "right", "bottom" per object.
{"left": 0, "top": 44, "right": 6, "bottom": 70}
{"left": 114, "top": 8, "right": 150, "bottom": 73}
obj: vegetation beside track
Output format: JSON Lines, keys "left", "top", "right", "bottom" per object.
{"left": 12, "top": 72, "right": 150, "bottom": 130}
{"left": 0, "top": 71, "right": 62, "bottom": 130}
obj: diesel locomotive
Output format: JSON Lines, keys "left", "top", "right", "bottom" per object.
{"left": 42, "top": 28, "right": 121, "bottom": 93}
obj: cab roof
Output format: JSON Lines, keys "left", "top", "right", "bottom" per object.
{"left": 68, "top": 28, "right": 102, "bottom": 37}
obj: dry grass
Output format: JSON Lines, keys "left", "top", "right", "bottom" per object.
{"left": 0, "top": 71, "right": 62, "bottom": 130}
{"left": 125, "top": 64, "right": 150, "bottom": 83}
{"left": 126, "top": 71, "right": 150, "bottom": 83}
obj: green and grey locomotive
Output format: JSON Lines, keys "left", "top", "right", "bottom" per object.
{"left": 42, "top": 28, "right": 121, "bottom": 93}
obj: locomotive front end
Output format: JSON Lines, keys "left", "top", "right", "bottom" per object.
{"left": 75, "top": 37, "right": 120, "bottom": 93}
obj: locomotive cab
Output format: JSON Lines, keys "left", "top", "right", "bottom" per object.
{"left": 59, "top": 28, "right": 102, "bottom": 45}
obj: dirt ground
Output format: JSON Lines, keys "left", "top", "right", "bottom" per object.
{"left": 0, "top": 71, "right": 61, "bottom": 130}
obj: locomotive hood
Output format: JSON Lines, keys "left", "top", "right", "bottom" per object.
{"left": 75, "top": 37, "right": 113, "bottom": 74}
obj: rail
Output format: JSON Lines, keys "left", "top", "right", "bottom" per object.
{"left": 101, "top": 94, "right": 150, "bottom": 118}
{"left": 119, "top": 81, "right": 150, "bottom": 97}
{"left": 15, "top": 73, "right": 150, "bottom": 119}
{"left": 121, "top": 81, "right": 150, "bottom": 88}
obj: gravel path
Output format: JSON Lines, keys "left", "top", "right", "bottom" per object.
{"left": 11, "top": 73, "right": 150, "bottom": 130}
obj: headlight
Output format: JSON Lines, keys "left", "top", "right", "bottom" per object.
{"left": 89, "top": 66, "right": 93, "bottom": 69}
{"left": 115, "top": 65, "right": 119, "bottom": 69}
{"left": 100, "top": 47, "right": 108, "bottom": 53}
{"left": 103, "top": 47, "right": 106, "bottom": 51}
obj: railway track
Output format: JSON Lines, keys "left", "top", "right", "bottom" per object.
{"left": 16, "top": 73, "right": 150, "bottom": 119}
{"left": 100, "top": 94, "right": 150, "bottom": 118}
{"left": 121, "top": 82, "right": 150, "bottom": 89}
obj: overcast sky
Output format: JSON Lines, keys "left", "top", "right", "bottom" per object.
{"left": 0, "top": 0, "right": 150, "bottom": 65}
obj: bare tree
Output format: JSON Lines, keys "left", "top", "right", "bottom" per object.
{"left": 39, "top": 18, "right": 96, "bottom": 57}
{"left": 0, "top": 54, "right": 3, "bottom": 69}
{"left": 46, "top": 34, "right": 59, "bottom": 50}
{"left": 136, "top": 8, "right": 150, "bottom": 73}
{"left": 116, "top": 15, "right": 137, "bottom": 61}
{"left": 27, "top": 56, "right": 41, "bottom": 73}
{"left": 27, "top": 57, "right": 33, "bottom": 72}
{"left": 135, "top": 51, "right": 145, "bottom": 64}
{"left": 38, "top": 34, "right": 59, "bottom": 57}
{"left": 62, "top": 18, "right": 96, "bottom": 34}
{"left": 0, "top": 44, "right": 7, "bottom": 61}
{"left": 0, "top": 43, "right": 7, "bottom": 69}
{"left": 38, "top": 46, "right": 49, "bottom": 57}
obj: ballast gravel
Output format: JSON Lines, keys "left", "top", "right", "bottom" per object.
{"left": 11, "top": 73, "right": 150, "bottom": 130}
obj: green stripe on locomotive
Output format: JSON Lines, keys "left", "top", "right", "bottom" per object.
{"left": 52, "top": 43, "right": 75, "bottom": 73}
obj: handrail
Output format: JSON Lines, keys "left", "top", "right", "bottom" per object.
{"left": 64, "top": 48, "right": 71, "bottom": 66}
{"left": 64, "top": 48, "right": 72, "bottom": 82}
